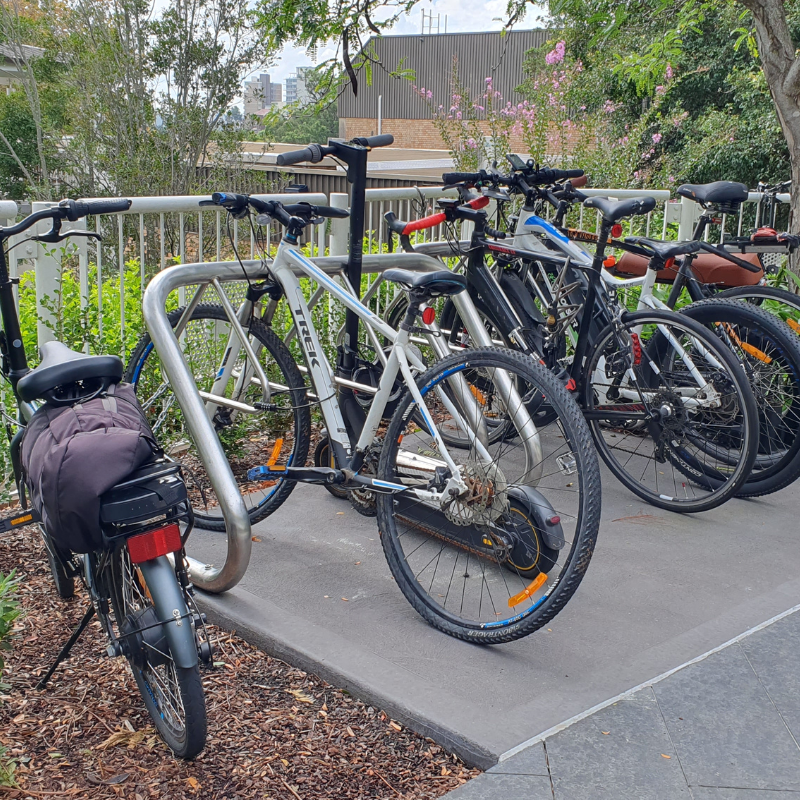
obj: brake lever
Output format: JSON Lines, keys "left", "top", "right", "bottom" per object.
{"left": 35, "top": 229, "right": 103, "bottom": 244}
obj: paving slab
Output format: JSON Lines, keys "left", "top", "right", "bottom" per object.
{"left": 190, "top": 469, "right": 800, "bottom": 767}
{"left": 444, "top": 773, "right": 553, "bottom": 800}
{"left": 653, "top": 645, "right": 800, "bottom": 790}
{"left": 544, "top": 689, "right": 690, "bottom": 799}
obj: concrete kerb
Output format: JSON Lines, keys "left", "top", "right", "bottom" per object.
{"left": 196, "top": 588, "right": 497, "bottom": 769}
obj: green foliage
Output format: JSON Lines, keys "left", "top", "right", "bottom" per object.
{"left": 262, "top": 102, "right": 339, "bottom": 146}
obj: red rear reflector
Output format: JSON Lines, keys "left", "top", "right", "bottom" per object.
{"left": 611, "top": 224, "right": 623, "bottom": 238}
{"left": 664, "top": 257, "right": 676, "bottom": 271}
{"left": 546, "top": 515, "right": 561, "bottom": 525}
{"left": 127, "top": 523, "right": 182, "bottom": 564}
{"left": 421, "top": 306, "right": 436, "bottom": 325}
{"left": 603, "top": 255, "right": 617, "bottom": 268}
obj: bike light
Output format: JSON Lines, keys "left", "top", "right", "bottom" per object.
{"left": 421, "top": 306, "right": 436, "bottom": 325}
{"left": 611, "top": 224, "right": 623, "bottom": 238}
{"left": 127, "top": 523, "right": 182, "bottom": 564}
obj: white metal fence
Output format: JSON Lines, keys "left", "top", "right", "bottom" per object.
{"left": 20, "top": 186, "right": 790, "bottom": 355}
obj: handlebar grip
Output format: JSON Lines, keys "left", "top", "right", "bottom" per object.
{"left": 276, "top": 143, "right": 324, "bottom": 167}
{"left": 403, "top": 212, "right": 447, "bottom": 234}
{"left": 212, "top": 192, "right": 249, "bottom": 208}
{"left": 354, "top": 134, "right": 394, "bottom": 148}
{"left": 442, "top": 172, "right": 482, "bottom": 186}
{"left": 85, "top": 198, "right": 131, "bottom": 216}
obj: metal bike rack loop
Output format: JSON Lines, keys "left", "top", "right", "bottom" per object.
{"left": 142, "top": 251, "right": 499, "bottom": 593}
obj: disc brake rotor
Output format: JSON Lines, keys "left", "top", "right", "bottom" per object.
{"left": 442, "top": 461, "right": 509, "bottom": 527}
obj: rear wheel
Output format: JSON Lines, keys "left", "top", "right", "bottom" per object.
{"left": 377, "top": 347, "right": 601, "bottom": 644}
{"left": 680, "top": 299, "right": 800, "bottom": 497}
{"left": 584, "top": 309, "right": 758, "bottom": 513}
{"left": 108, "top": 549, "right": 206, "bottom": 759}
{"left": 715, "top": 285, "right": 800, "bottom": 337}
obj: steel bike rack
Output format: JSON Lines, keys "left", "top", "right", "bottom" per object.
{"left": 143, "top": 250, "right": 522, "bottom": 593}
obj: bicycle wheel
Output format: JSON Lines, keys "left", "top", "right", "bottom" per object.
{"left": 39, "top": 527, "right": 74, "bottom": 599}
{"left": 584, "top": 309, "right": 759, "bottom": 512}
{"left": 715, "top": 285, "right": 800, "bottom": 337}
{"left": 107, "top": 548, "right": 206, "bottom": 759}
{"left": 377, "top": 347, "right": 601, "bottom": 644}
{"left": 125, "top": 304, "right": 311, "bottom": 530}
{"left": 680, "top": 299, "right": 800, "bottom": 497}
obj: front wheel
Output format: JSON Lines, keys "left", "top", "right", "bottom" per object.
{"left": 108, "top": 549, "right": 207, "bottom": 759}
{"left": 377, "top": 347, "right": 601, "bottom": 644}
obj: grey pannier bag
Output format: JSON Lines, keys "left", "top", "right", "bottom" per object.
{"left": 20, "top": 382, "right": 160, "bottom": 554}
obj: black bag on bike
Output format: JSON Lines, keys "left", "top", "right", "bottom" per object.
{"left": 20, "top": 382, "right": 160, "bottom": 554}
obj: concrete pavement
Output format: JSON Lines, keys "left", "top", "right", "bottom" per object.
{"left": 188, "top": 468, "right": 800, "bottom": 771}
{"left": 446, "top": 607, "right": 800, "bottom": 798}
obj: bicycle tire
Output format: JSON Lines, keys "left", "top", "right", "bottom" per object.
{"left": 584, "top": 309, "right": 759, "bottom": 513}
{"left": 125, "top": 304, "right": 311, "bottom": 530}
{"left": 679, "top": 298, "right": 800, "bottom": 497}
{"left": 376, "top": 346, "right": 601, "bottom": 644}
{"left": 39, "top": 527, "right": 74, "bottom": 599}
{"left": 108, "top": 549, "right": 206, "bottom": 759}
{"left": 715, "top": 285, "right": 800, "bottom": 336}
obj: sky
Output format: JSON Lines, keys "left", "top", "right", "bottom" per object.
{"left": 253, "top": 0, "right": 546, "bottom": 89}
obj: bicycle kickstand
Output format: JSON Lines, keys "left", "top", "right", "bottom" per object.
{"left": 36, "top": 604, "right": 96, "bottom": 690}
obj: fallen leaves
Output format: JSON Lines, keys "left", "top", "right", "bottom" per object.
{"left": 0, "top": 524, "right": 481, "bottom": 800}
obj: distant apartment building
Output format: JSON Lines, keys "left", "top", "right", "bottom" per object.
{"left": 337, "top": 30, "right": 547, "bottom": 149}
{"left": 285, "top": 67, "right": 313, "bottom": 106}
{"left": 243, "top": 73, "right": 283, "bottom": 115}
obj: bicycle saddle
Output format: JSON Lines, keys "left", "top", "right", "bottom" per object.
{"left": 17, "top": 341, "right": 123, "bottom": 403}
{"left": 583, "top": 195, "right": 657, "bottom": 223}
{"left": 383, "top": 268, "right": 467, "bottom": 297}
{"left": 625, "top": 237, "right": 702, "bottom": 261}
{"left": 677, "top": 181, "right": 748, "bottom": 207}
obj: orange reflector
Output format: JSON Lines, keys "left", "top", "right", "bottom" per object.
{"left": 469, "top": 384, "right": 486, "bottom": 405}
{"left": 267, "top": 437, "right": 284, "bottom": 467}
{"left": 741, "top": 342, "right": 772, "bottom": 364}
{"left": 603, "top": 255, "right": 617, "bottom": 268}
{"left": 507, "top": 572, "right": 548, "bottom": 608}
{"left": 127, "top": 523, "right": 182, "bottom": 564}
{"left": 788, "top": 318, "right": 800, "bottom": 334}
{"left": 421, "top": 306, "right": 436, "bottom": 325}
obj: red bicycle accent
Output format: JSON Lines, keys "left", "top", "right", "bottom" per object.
{"left": 401, "top": 195, "right": 489, "bottom": 235}
{"left": 631, "top": 332, "right": 642, "bottom": 366}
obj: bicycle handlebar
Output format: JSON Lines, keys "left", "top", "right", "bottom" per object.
{"left": 385, "top": 195, "right": 489, "bottom": 235}
{"left": 276, "top": 134, "right": 395, "bottom": 167}
{"left": 1, "top": 197, "right": 131, "bottom": 239}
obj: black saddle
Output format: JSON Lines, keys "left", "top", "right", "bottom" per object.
{"left": 677, "top": 181, "right": 748, "bottom": 208}
{"left": 583, "top": 195, "right": 657, "bottom": 223}
{"left": 17, "top": 341, "right": 123, "bottom": 404}
{"left": 383, "top": 268, "right": 466, "bottom": 297}
{"left": 625, "top": 236, "right": 702, "bottom": 261}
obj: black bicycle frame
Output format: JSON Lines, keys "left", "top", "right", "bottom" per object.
{"left": 0, "top": 235, "right": 29, "bottom": 393}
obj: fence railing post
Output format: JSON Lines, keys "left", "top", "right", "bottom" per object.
{"left": 31, "top": 201, "right": 60, "bottom": 347}
{"left": 329, "top": 193, "right": 349, "bottom": 257}
{"left": 677, "top": 195, "right": 700, "bottom": 241}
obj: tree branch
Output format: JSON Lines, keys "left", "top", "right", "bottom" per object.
{"left": 0, "top": 127, "right": 36, "bottom": 188}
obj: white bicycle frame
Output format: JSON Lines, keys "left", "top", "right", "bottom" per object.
{"left": 188, "top": 225, "right": 544, "bottom": 498}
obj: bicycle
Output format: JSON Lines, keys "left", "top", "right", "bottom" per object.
{"left": 385, "top": 167, "right": 761, "bottom": 513}
{"left": 196, "top": 186, "right": 602, "bottom": 643}
{"left": 0, "top": 199, "right": 210, "bottom": 758}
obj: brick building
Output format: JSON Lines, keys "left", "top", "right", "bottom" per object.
{"left": 337, "top": 30, "right": 547, "bottom": 150}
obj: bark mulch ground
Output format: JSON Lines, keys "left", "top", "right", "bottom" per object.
{"left": 0, "top": 527, "right": 479, "bottom": 799}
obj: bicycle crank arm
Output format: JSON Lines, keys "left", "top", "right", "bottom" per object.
{"left": 247, "top": 465, "right": 345, "bottom": 485}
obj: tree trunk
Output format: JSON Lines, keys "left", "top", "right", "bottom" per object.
{"left": 739, "top": 0, "right": 800, "bottom": 273}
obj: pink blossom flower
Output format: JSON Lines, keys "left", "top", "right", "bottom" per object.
{"left": 485, "top": 77, "right": 492, "bottom": 84}
{"left": 466, "top": 138, "right": 478, "bottom": 149}
{"left": 652, "top": 133, "right": 662, "bottom": 144}
{"left": 545, "top": 40, "right": 566, "bottom": 65}
{"left": 634, "top": 171, "right": 640, "bottom": 179}
{"left": 668, "top": 175, "right": 675, "bottom": 183}
{"left": 456, "top": 111, "right": 462, "bottom": 120}
{"left": 665, "top": 64, "right": 674, "bottom": 80}
{"left": 655, "top": 85, "right": 665, "bottom": 95}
